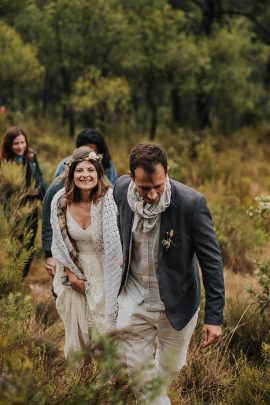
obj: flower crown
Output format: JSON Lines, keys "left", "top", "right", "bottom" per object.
{"left": 65, "top": 151, "right": 103, "bottom": 167}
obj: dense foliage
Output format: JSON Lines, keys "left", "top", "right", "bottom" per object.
{"left": 1, "top": 0, "right": 270, "bottom": 137}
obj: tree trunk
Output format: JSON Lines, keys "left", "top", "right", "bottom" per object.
{"left": 67, "top": 107, "right": 75, "bottom": 136}
{"left": 196, "top": 90, "right": 210, "bottom": 130}
{"left": 146, "top": 80, "right": 158, "bottom": 140}
{"left": 59, "top": 65, "right": 75, "bottom": 136}
{"left": 197, "top": 1, "right": 223, "bottom": 129}
{"left": 200, "top": 0, "right": 223, "bottom": 35}
{"left": 42, "top": 73, "right": 49, "bottom": 115}
{"left": 82, "top": 111, "right": 96, "bottom": 128}
{"left": 171, "top": 88, "right": 182, "bottom": 124}
{"left": 55, "top": 21, "right": 75, "bottom": 136}
{"left": 149, "top": 101, "right": 158, "bottom": 140}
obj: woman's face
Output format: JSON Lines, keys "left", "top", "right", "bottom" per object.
{"left": 11, "top": 134, "right": 27, "bottom": 156}
{"left": 73, "top": 161, "right": 98, "bottom": 192}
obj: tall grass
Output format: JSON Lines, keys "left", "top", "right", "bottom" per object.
{"left": 1, "top": 119, "right": 270, "bottom": 403}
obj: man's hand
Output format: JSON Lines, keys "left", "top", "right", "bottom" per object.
{"left": 201, "top": 324, "right": 222, "bottom": 348}
{"left": 65, "top": 268, "right": 85, "bottom": 294}
{"left": 45, "top": 257, "right": 56, "bottom": 277}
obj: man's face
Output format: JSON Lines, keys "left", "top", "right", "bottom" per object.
{"left": 131, "top": 163, "right": 167, "bottom": 205}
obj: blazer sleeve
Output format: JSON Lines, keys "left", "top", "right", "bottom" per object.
{"left": 191, "top": 195, "right": 225, "bottom": 325}
{"left": 112, "top": 178, "right": 123, "bottom": 246}
{"left": 42, "top": 178, "right": 65, "bottom": 257}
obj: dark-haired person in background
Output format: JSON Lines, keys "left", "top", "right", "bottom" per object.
{"left": 54, "top": 128, "right": 117, "bottom": 185}
{"left": 113, "top": 143, "right": 224, "bottom": 404}
{"left": 42, "top": 172, "right": 67, "bottom": 278}
{"left": 0, "top": 126, "right": 47, "bottom": 277}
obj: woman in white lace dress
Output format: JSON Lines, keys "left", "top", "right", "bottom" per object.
{"left": 50, "top": 147, "right": 122, "bottom": 359}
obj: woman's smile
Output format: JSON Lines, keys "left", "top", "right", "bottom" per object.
{"left": 74, "top": 161, "right": 98, "bottom": 191}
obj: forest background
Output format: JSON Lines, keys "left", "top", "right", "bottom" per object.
{"left": 0, "top": 0, "right": 270, "bottom": 404}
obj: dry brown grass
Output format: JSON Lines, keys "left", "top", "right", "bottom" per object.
{"left": 11, "top": 124, "right": 269, "bottom": 404}
{"left": 224, "top": 269, "right": 258, "bottom": 304}
{"left": 27, "top": 258, "right": 262, "bottom": 401}
{"left": 27, "top": 258, "right": 52, "bottom": 301}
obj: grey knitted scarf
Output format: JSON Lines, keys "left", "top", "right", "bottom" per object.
{"left": 127, "top": 176, "right": 171, "bottom": 233}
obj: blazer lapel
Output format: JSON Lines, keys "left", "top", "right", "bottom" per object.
{"left": 159, "top": 181, "right": 177, "bottom": 259}
{"left": 125, "top": 203, "right": 134, "bottom": 245}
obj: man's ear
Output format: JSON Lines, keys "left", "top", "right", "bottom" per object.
{"left": 167, "top": 166, "right": 170, "bottom": 176}
{"left": 128, "top": 170, "right": 134, "bottom": 180}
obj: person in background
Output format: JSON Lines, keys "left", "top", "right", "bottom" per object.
{"left": 113, "top": 143, "right": 224, "bottom": 405}
{"left": 42, "top": 172, "right": 66, "bottom": 278}
{"left": 50, "top": 147, "right": 122, "bottom": 359}
{"left": 55, "top": 128, "right": 117, "bottom": 185}
{"left": 0, "top": 126, "right": 47, "bottom": 277}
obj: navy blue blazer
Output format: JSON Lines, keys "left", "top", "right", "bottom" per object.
{"left": 113, "top": 175, "right": 224, "bottom": 331}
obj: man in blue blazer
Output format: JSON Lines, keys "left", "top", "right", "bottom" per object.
{"left": 113, "top": 144, "right": 224, "bottom": 404}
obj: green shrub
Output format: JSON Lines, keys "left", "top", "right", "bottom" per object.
{"left": 212, "top": 203, "right": 266, "bottom": 273}
{"left": 0, "top": 162, "right": 37, "bottom": 295}
{"left": 229, "top": 362, "right": 270, "bottom": 404}
{"left": 0, "top": 331, "right": 134, "bottom": 405}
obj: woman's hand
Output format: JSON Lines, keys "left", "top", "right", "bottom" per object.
{"left": 45, "top": 257, "right": 56, "bottom": 277}
{"left": 65, "top": 267, "right": 85, "bottom": 294}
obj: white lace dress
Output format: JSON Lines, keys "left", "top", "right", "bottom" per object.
{"left": 51, "top": 188, "right": 122, "bottom": 359}
{"left": 54, "top": 207, "right": 107, "bottom": 357}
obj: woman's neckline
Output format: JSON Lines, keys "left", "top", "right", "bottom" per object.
{"left": 67, "top": 206, "right": 91, "bottom": 231}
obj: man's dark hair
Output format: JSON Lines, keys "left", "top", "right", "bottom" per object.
{"left": 76, "top": 128, "right": 111, "bottom": 169}
{"left": 129, "top": 144, "right": 168, "bottom": 176}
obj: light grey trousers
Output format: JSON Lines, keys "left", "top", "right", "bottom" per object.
{"left": 117, "top": 293, "right": 198, "bottom": 405}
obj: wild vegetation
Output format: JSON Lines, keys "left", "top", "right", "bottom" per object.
{"left": 1, "top": 0, "right": 270, "bottom": 403}
{"left": 0, "top": 120, "right": 270, "bottom": 404}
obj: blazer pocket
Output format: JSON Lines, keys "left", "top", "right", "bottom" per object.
{"left": 180, "top": 271, "right": 195, "bottom": 294}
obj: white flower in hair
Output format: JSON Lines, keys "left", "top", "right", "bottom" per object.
{"left": 65, "top": 151, "right": 103, "bottom": 166}
{"left": 88, "top": 151, "right": 103, "bottom": 162}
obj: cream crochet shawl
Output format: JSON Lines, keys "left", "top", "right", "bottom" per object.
{"left": 50, "top": 187, "right": 122, "bottom": 330}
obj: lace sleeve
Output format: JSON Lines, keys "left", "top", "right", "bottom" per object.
{"left": 102, "top": 189, "right": 122, "bottom": 330}
{"left": 50, "top": 189, "right": 85, "bottom": 280}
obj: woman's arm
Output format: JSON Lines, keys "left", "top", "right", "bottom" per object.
{"left": 65, "top": 267, "right": 85, "bottom": 294}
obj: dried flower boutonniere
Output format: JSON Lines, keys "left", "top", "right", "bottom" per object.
{"left": 162, "top": 229, "right": 175, "bottom": 251}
